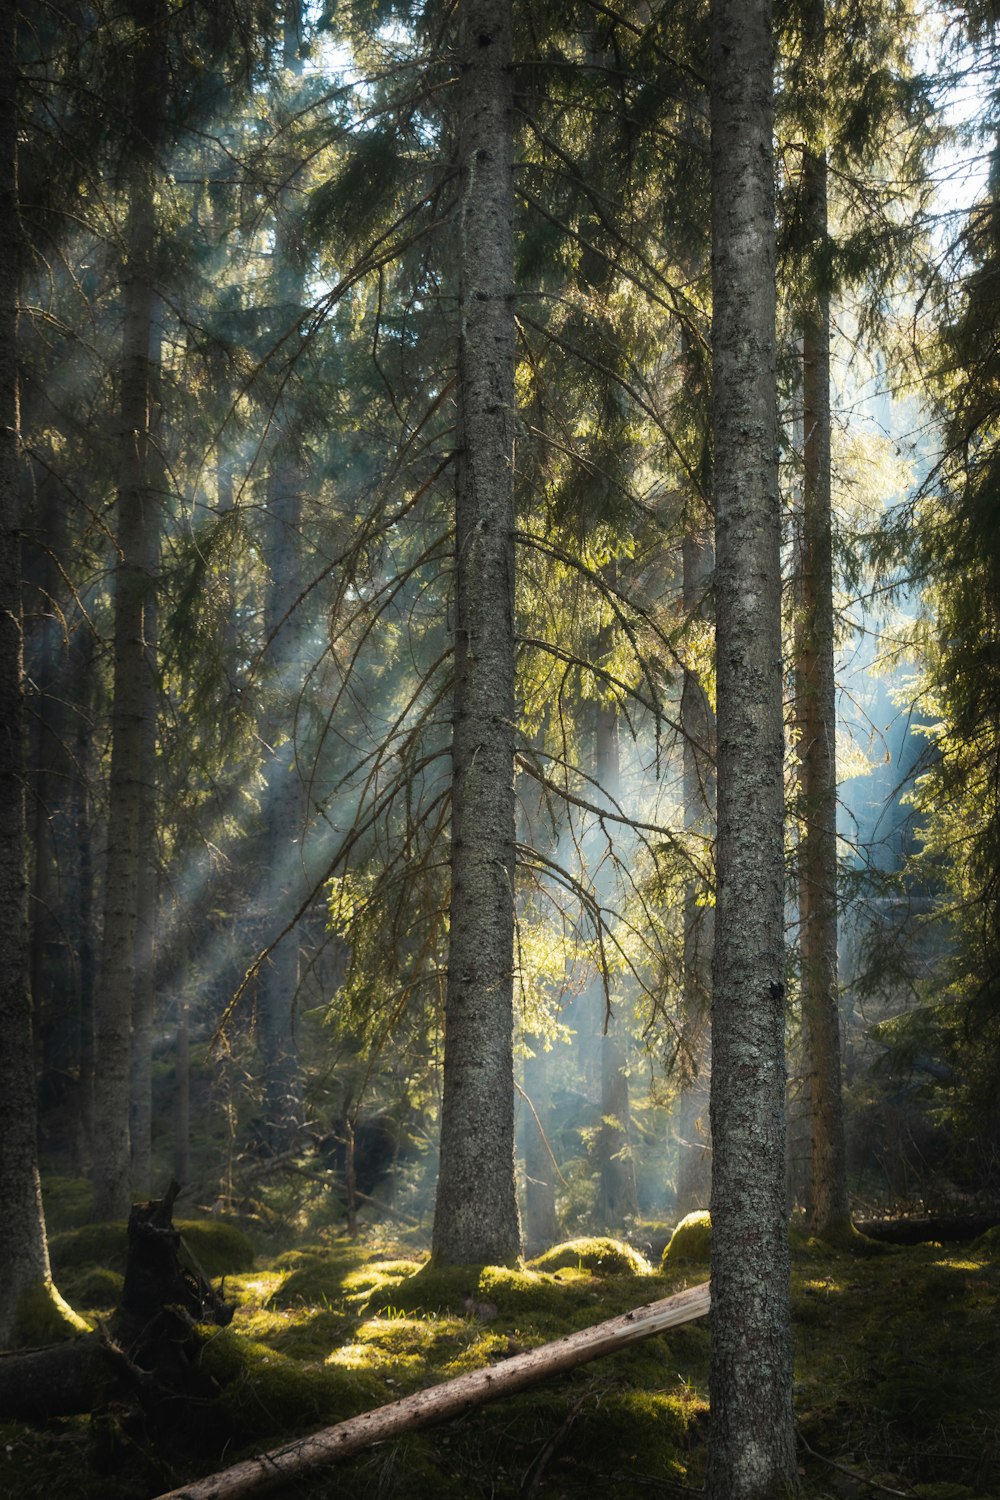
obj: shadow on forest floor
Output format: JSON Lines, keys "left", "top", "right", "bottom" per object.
{"left": 1, "top": 1199, "right": 998, "bottom": 1499}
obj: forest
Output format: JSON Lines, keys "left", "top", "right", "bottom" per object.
{"left": 1, "top": 0, "right": 999, "bottom": 1496}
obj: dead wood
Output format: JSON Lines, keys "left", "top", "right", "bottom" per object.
{"left": 0, "top": 1182, "right": 234, "bottom": 1434}
{"left": 854, "top": 1213, "right": 1000, "bottom": 1245}
{"left": 152, "top": 1280, "right": 711, "bottom": 1500}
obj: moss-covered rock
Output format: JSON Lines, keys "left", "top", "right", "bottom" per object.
{"left": 62, "top": 1267, "right": 124, "bottom": 1311}
{"left": 530, "top": 1236, "right": 651, "bottom": 1276}
{"left": 49, "top": 1218, "right": 254, "bottom": 1278}
{"left": 176, "top": 1220, "right": 254, "bottom": 1277}
{"left": 11, "top": 1279, "right": 92, "bottom": 1346}
{"left": 660, "top": 1211, "right": 712, "bottom": 1268}
{"left": 50, "top": 1221, "right": 128, "bottom": 1273}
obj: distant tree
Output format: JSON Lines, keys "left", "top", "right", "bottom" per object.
{"left": 706, "top": 0, "right": 797, "bottom": 1488}
{"left": 93, "top": 0, "right": 167, "bottom": 1219}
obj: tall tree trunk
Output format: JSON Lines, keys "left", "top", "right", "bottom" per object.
{"left": 432, "top": 0, "right": 521, "bottom": 1265}
{"left": 255, "top": 5, "right": 307, "bottom": 1152}
{"left": 707, "top": 0, "right": 797, "bottom": 1486}
{"left": 0, "top": 0, "right": 50, "bottom": 1346}
{"left": 93, "top": 0, "right": 164, "bottom": 1219}
{"left": 796, "top": 0, "right": 850, "bottom": 1241}
{"left": 676, "top": 526, "right": 715, "bottom": 1217}
{"left": 130, "top": 306, "right": 162, "bottom": 1197}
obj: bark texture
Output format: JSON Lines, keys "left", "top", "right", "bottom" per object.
{"left": 0, "top": 0, "right": 54, "bottom": 1349}
{"left": 707, "top": 0, "right": 797, "bottom": 1488}
{"left": 433, "top": 0, "right": 521, "bottom": 1265}
{"left": 94, "top": 0, "right": 164, "bottom": 1218}
{"left": 796, "top": 0, "right": 850, "bottom": 1240}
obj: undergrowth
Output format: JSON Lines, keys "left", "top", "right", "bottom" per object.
{"left": 1, "top": 1216, "right": 997, "bottom": 1498}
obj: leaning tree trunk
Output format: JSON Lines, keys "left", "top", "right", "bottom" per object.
{"left": 796, "top": 0, "right": 850, "bottom": 1242}
{"left": 432, "top": 0, "right": 521, "bottom": 1265}
{"left": 706, "top": 0, "right": 797, "bottom": 1487}
{"left": 93, "top": 0, "right": 165, "bottom": 1219}
{"left": 0, "top": 0, "right": 52, "bottom": 1348}
{"left": 676, "top": 526, "right": 716, "bottom": 1217}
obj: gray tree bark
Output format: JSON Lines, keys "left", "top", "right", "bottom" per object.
{"left": 676, "top": 526, "right": 715, "bottom": 1217}
{"left": 255, "top": 4, "right": 308, "bottom": 1152}
{"left": 432, "top": 0, "right": 521, "bottom": 1265}
{"left": 796, "top": 0, "right": 850, "bottom": 1242}
{"left": 93, "top": 0, "right": 165, "bottom": 1219}
{"left": 706, "top": 0, "right": 798, "bottom": 1486}
{"left": 0, "top": 0, "right": 53, "bottom": 1348}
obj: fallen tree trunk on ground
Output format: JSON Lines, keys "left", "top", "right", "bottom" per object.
{"left": 855, "top": 1214, "right": 1000, "bottom": 1245}
{"left": 153, "top": 1279, "right": 711, "bottom": 1500}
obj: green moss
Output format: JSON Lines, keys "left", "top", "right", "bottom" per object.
{"left": 176, "top": 1220, "right": 255, "bottom": 1276}
{"left": 49, "top": 1217, "right": 253, "bottom": 1280}
{"left": 268, "top": 1262, "right": 353, "bottom": 1309}
{"left": 269, "top": 1245, "right": 331, "bottom": 1271}
{"left": 661, "top": 1211, "right": 712, "bottom": 1267}
{"left": 11, "top": 1279, "right": 91, "bottom": 1346}
{"left": 971, "top": 1224, "right": 1000, "bottom": 1258}
{"left": 62, "top": 1266, "right": 124, "bottom": 1310}
{"left": 530, "top": 1236, "right": 652, "bottom": 1276}
{"left": 197, "top": 1326, "right": 384, "bottom": 1438}
{"left": 49, "top": 1221, "right": 128, "bottom": 1272}
{"left": 367, "top": 1262, "right": 483, "bottom": 1316}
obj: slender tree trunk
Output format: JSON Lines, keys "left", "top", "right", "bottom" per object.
{"left": 0, "top": 0, "right": 52, "bottom": 1347}
{"left": 676, "top": 527, "right": 715, "bottom": 1217}
{"left": 71, "top": 624, "right": 97, "bottom": 1170}
{"left": 175, "top": 998, "right": 191, "bottom": 1185}
{"left": 797, "top": 0, "right": 850, "bottom": 1241}
{"left": 707, "top": 0, "right": 797, "bottom": 1485}
{"left": 592, "top": 696, "right": 638, "bottom": 1227}
{"left": 432, "top": 0, "right": 521, "bottom": 1265}
{"left": 27, "top": 477, "right": 72, "bottom": 1104}
{"left": 93, "top": 0, "right": 164, "bottom": 1218}
{"left": 131, "top": 444, "right": 160, "bottom": 1200}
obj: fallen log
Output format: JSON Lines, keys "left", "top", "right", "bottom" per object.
{"left": 153, "top": 1279, "right": 711, "bottom": 1500}
{"left": 854, "top": 1213, "right": 1000, "bottom": 1246}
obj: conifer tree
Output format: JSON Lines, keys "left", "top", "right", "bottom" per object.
{"left": 432, "top": 0, "right": 522, "bottom": 1265}
{"left": 706, "top": 0, "right": 797, "bottom": 1486}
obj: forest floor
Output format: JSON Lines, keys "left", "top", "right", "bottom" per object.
{"left": 1, "top": 1195, "right": 998, "bottom": 1499}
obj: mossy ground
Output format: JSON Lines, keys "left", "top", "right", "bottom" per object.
{"left": 2, "top": 1229, "right": 997, "bottom": 1498}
